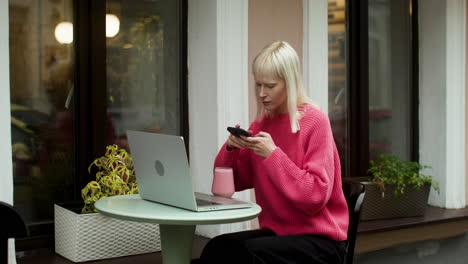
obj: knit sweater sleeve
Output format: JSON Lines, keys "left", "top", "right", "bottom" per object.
{"left": 213, "top": 122, "right": 260, "bottom": 191}
{"left": 261, "top": 113, "right": 335, "bottom": 215}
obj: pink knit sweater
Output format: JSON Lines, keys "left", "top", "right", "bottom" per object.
{"left": 214, "top": 105, "right": 349, "bottom": 241}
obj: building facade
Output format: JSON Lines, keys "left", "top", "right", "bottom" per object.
{"left": 1, "top": 0, "right": 468, "bottom": 263}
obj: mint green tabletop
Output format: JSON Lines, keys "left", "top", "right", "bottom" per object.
{"left": 95, "top": 194, "right": 261, "bottom": 264}
{"left": 95, "top": 194, "right": 261, "bottom": 225}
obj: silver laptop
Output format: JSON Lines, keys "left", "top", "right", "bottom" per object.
{"left": 126, "top": 130, "right": 252, "bottom": 212}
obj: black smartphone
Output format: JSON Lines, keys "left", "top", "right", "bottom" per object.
{"left": 227, "top": 127, "right": 251, "bottom": 137}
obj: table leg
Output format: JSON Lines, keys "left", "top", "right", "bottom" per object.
{"left": 159, "top": 224, "right": 196, "bottom": 264}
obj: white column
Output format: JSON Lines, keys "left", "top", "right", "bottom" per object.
{"left": 215, "top": 0, "right": 251, "bottom": 235}
{"left": 0, "top": 0, "right": 16, "bottom": 263}
{"left": 188, "top": 0, "right": 250, "bottom": 238}
{"left": 445, "top": 0, "right": 466, "bottom": 209}
{"left": 419, "top": 0, "right": 466, "bottom": 208}
{"left": 303, "top": 0, "right": 329, "bottom": 113}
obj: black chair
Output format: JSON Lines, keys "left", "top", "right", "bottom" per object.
{"left": 342, "top": 181, "right": 366, "bottom": 264}
{"left": 0, "top": 201, "right": 29, "bottom": 263}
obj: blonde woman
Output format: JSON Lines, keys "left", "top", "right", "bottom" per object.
{"left": 194, "top": 41, "right": 349, "bottom": 264}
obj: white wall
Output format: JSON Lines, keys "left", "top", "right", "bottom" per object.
{"left": 248, "top": 0, "right": 303, "bottom": 122}
{"left": 0, "top": 0, "right": 13, "bottom": 206}
{"left": 188, "top": 0, "right": 251, "bottom": 238}
{"left": 303, "top": 0, "right": 328, "bottom": 112}
{"left": 0, "top": 0, "right": 16, "bottom": 262}
{"left": 419, "top": 0, "right": 466, "bottom": 208}
{"left": 466, "top": 0, "right": 468, "bottom": 206}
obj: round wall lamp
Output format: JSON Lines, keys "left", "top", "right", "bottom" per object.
{"left": 54, "top": 21, "right": 73, "bottom": 44}
{"left": 106, "top": 14, "right": 120, "bottom": 38}
{"left": 55, "top": 14, "right": 119, "bottom": 44}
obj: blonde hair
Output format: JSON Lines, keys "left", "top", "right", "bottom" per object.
{"left": 252, "top": 41, "right": 312, "bottom": 133}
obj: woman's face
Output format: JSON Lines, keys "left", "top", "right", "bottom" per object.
{"left": 255, "top": 75, "right": 288, "bottom": 114}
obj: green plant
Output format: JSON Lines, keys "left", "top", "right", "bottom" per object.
{"left": 368, "top": 154, "right": 439, "bottom": 198}
{"left": 81, "top": 144, "right": 138, "bottom": 213}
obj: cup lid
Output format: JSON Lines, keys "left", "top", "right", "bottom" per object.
{"left": 214, "top": 167, "right": 232, "bottom": 171}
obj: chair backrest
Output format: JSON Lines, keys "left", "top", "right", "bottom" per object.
{"left": 0, "top": 201, "right": 29, "bottom": 263}
{"left": 341, "top": 181, "right": 365, "bottom": 264}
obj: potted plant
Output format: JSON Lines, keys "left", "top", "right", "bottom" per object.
{"left": 54, "top": 144, "right": 161, "bottom": 262}
{"left": 81, "top": 144, "right": 139, "bottom": 213}
{"left": 347, "top": 154, "right": 439, "bottom": 221}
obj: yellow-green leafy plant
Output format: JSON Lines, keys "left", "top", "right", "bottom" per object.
{"left": 81, "top": 145, "right": 138, "bottom": 213}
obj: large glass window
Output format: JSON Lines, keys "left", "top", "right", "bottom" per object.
{"left": 106, "top": 0, "right": 184, "bottom": 150}
{"left": 328, "top": 0, "right": 417, "bottom": 177}
{"left": 368, "top": 0, "right": 414, "bottom": 161}
{"left": 9, "top": 0, "right": 187, "bottom": 248}
{"left": 10, "top": 0, "right": 75, "bottom": 223}
{"left": 327, "top": 0, "right": 348, "bottom": 175}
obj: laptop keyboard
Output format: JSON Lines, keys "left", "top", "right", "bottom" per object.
{"left": 196, "top": 199, "right": 222, "bottom": 206}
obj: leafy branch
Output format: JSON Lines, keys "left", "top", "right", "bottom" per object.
{"left": 368, "top": 154, "right": 439, "bottom": 198}
{"left": 81, "top": 145, "right": 138, "bottom": 213}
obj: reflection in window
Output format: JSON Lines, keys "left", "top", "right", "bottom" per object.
{"left": 106, "top": 0, "right": 183, "bottom": 151}
{"left": 10, "top": 0, "right": 75, "bottom": 222}
{"left": 328, "top": 0, "right": 348, "bottom": 175}
{"left": 368, "top": 0, "right": 413, "bottom": 161}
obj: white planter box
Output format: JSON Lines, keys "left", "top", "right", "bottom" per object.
{"left": 54, "top": 204, "right": 161, "bottom": 262}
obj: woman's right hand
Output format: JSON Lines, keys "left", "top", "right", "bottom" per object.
{"left": 227, "top": 124, "right": 250, "bottom": 150}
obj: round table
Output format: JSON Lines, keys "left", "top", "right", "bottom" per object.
{"left": 95, "top": 194, "right": 261, "bottom": 264}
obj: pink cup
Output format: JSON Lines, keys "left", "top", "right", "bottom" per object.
{"left": 212, "top": 167, "right": 235, "bottom": 198}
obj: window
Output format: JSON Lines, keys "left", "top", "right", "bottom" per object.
{"left": 368, "top": 0, "right": 416, "bottom": 162}
{"left": 328, "top": 0, "right": 348, "bottom": 176}
{"left": 106, "top": 0, "right": 185, "bottom": 142}
{"left": 328, "top": 0, "right": 418, "bottom": 177}
{"left": 9, "top": 0, "right": 187, "bottom": 249}
{"left": 10, "top": 0, "right": 76, "bottom": 225}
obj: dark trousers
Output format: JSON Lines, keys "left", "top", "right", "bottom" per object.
{"left": 192, "top": 229, "right": 346, "bottom": 264}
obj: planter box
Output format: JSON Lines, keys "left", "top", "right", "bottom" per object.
{"left": 359, "top": 182, "right": 430, "bottom": 221}
{"left": 55, "top": 203, "right": 161, "bottom": 262}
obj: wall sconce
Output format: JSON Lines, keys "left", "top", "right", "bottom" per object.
{"left": 106, "top": 14, "right": 120, "bottom": 38}
{"left": 54, "top": 22, "right": 73, "bottom": 44}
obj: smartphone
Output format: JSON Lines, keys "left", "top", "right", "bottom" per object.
{"left": 227, "top": 127, "right": 251, "bottom": 137}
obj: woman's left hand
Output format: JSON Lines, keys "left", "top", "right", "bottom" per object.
{"left": 241, "top": 131, "right": 277, "bottom": 158}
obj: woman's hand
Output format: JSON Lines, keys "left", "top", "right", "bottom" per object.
{"left": 227, "top": 124, "right": 251, "bottom": 150}
{"left": 242, "top": 131, "right": 276, "bottom": 158}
